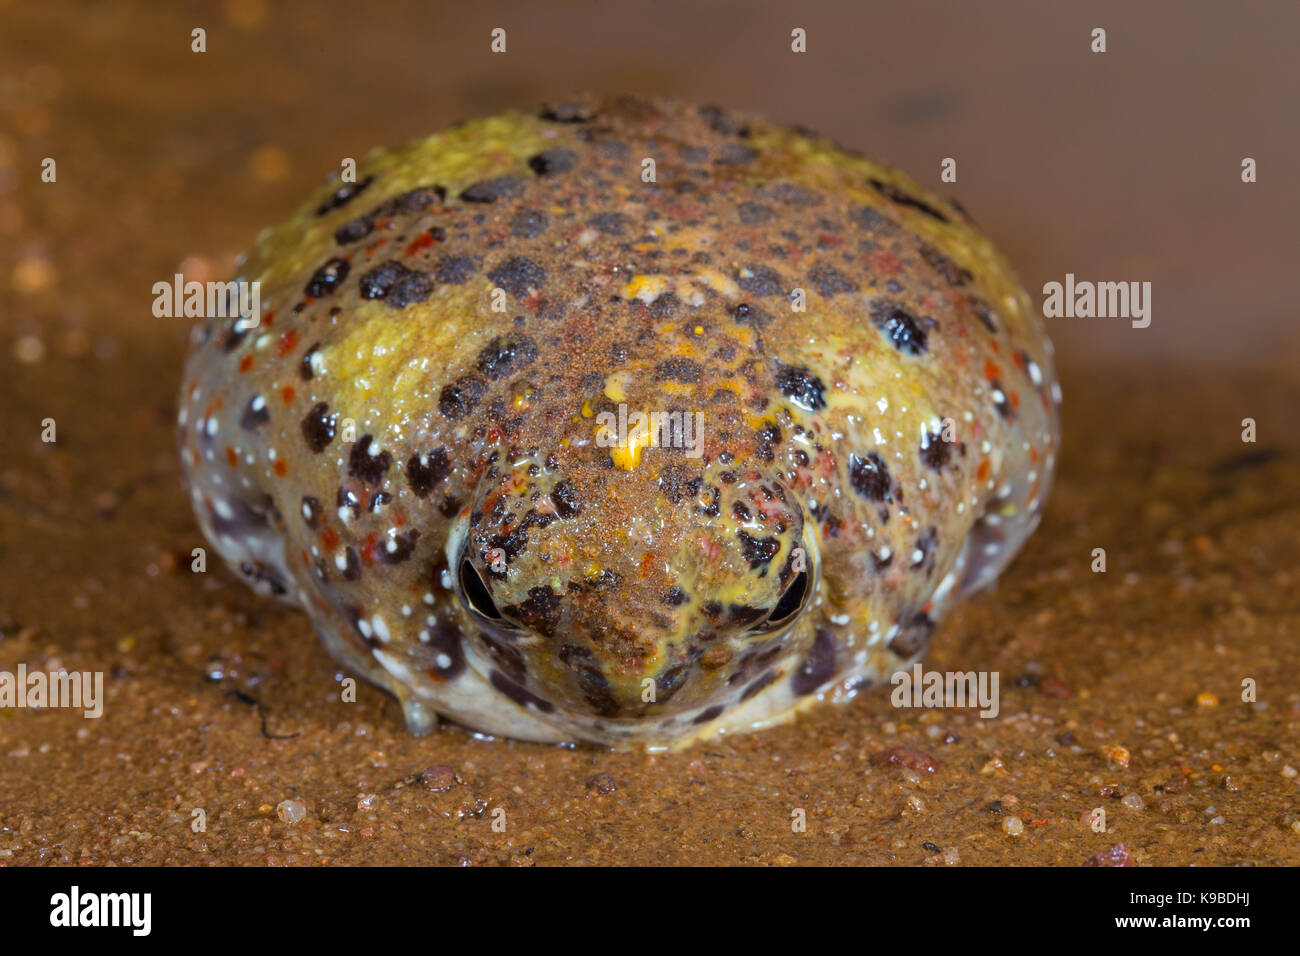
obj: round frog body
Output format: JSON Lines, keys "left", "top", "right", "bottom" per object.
{"left": 178, "top": 95, "right": 1060, "bottom": 747}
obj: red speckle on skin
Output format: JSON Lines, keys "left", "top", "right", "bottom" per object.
{"left": 361, "top": 534, "right": 377, "bottom": 565}
{"left": 405, "top": 231, "right": 438, "bottom": 256}
{"left": 320, "top": 527, "right": 339, "bottom": 550}
{"left": 273, "top": 459, "right": 288, "bottom": 477}
{"left": 261, "top": 310, "right": 275, "bottom": 328}
{"left": 639, "top": 552, "right": 658, "bottom": 578}
{"left": 365, "top": 238, "right": 389, "bottom": 256}
{"left": 238, "top": 355, "right": 253, "bottom": 373}
{"left": 817, "top": 231, "right": 842, "bottom": 248}
{"left": 989, "top": 339, "right": 1001, "bottom": 355}
{"left": 815, "top": 449, "right": 837, "bottom": 481}
{"left": 277, "top": 329, "right": 299, "bottom": 357}
{"left": 1012, "top": 350, "right": 1026, "bottom": 370}
{"left": 426, "top": 667, "right": 447, "bottom": 684}
{"left": 983, "top": 359, "right": 1000, "bottom": 381}
{"left": 1029, "top": 446, "right": 1040, "bottom": 464}
{"left": 392, "top": 511, "right": 406, "bottom": 528}
{"left": 281, "top": 385, "right": 295, "bottom": 404}
{"left": 977, "top": 458, "right": 990, "bottom": 482}
{"left": 1009, "top": 390, "right": 1020, "bottom": 412}
{"left": 866, "top": 250, "right": 899, "bottom": 275}
{"left": 225, "top": 446, "right": 239, "bottom": 467}
{"left": 665, "top": 202, "right": 704, "bottom": 220}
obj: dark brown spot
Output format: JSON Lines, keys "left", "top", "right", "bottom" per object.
{"left": 315, "top": 175, "right": 373, "bottom": 216}
{"left": 872, "top": 300, "right": 929, "bottom": 355}
{"left": 775, "top": 365, "right": 826, "bottom": 412}
{"left": 849, "top": 451, "right": 892, "bottom": 501}
{"left": 407, "top": 448, "right": 451, "bottom": 498}
{"left": 438, "top": 375, "right": 487, "bottom": 420}
{"left": 488, "top": 256, "right": 546, "bottom": 298}
{"left": 869, "top": 177, "right": 949, "bottom": 222}
{"left": 528, "top": 149, "right": 578, "bottom": 176}
{"left": 304, "top": 258, "right": 350, "bottom": 298}
{"left": 300, "top": 402, "right": 337, "bottom": 453}
{"left": 348, "top": 434, "right": 392, "bottom": 486}
{"left": 433, "top": 254, "right": 476, "bottom": 285}
{"left": 460, "top": 176, "right": 525, "bottom": 203}
{"left": 476, "top": 334, "right": 538, "bottom": 380}
{"left": 358, "top": 261, "right": 433, "bottom": 309}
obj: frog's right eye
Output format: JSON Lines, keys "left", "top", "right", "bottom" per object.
{"left": 460, "top": 559, "right": 503, "bottom": 621}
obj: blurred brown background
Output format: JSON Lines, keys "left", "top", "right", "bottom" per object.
{"left": 1, "top": 0, "right": 1296, "bottom": 370}
{"left": 1, "top": 0, "right": 1298, "bottom": 868}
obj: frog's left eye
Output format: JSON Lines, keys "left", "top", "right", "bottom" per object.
{"left": 756, "top": 570, "right": 808, "bottom": 631}
{"left": 460, "top": 559, "right": 503, "bottom": 621}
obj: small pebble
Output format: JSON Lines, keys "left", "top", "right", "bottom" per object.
{"left": 1003, "top": 815, "right": 1025, "bottom": 836}
{"left": 419, "top": 764, "right": 457, "bottom": 792}
{"left": 12, "top": 255, "right": 54, "bottom": 295}
{"left": 276, "top": 798, "right": 307, "bottom": 824}
{"left": 1105, "top": 745, "right": 1131, "bottom": 770}
{"left": 13, "top": 335, "right": 43, "bottom": 363}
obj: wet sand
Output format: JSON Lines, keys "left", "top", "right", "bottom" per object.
{"left": 1, "top": 0, "right": 1297, "bottom": 865}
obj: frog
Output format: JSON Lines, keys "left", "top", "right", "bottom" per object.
{"left": 177, "top": 94, "right": 1060, "bottom": 748}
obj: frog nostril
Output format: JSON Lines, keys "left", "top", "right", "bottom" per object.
{"left": 460, "top": 559, "right": 503, "bottom": 620}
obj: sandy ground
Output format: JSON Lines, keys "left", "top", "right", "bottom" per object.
{"left": 0, "top": 0, "right": 1296, "bottom": 865}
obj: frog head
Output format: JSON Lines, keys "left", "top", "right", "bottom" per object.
{"left": 449, "top": 446, "right": 817, "bottom": 724}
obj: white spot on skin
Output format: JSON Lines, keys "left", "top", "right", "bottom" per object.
{"left": 435, "top": 653, "right": 453, "bottom": 670}
{"left": 371, "top": 615, "right": 390, "bottom": 643}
